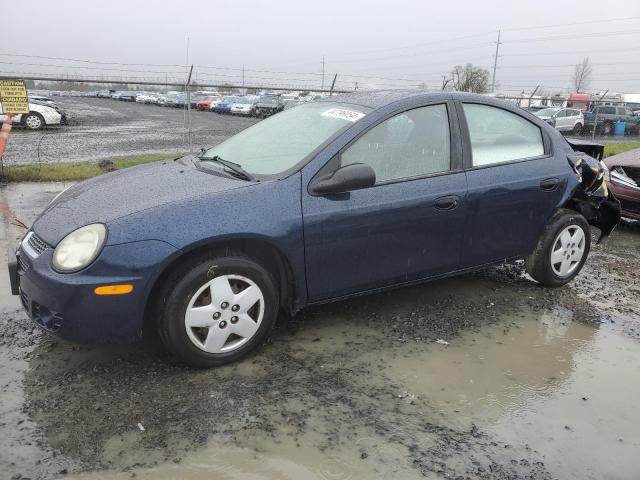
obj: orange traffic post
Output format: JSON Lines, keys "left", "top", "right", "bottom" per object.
{"left": 0, "top": 113, "right": 13, "bottom": 157}
{"left": 0, "top": 113, "right": 13, "bottom": 178}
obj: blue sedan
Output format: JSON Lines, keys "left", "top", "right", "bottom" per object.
{"left": 8, "top": 91, "right": 620, "bottom": 367}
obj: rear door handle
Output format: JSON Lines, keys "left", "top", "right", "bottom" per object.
{"left": 540, "top": 177, "right": 559, "bottom": 191}
{"left": 433, "top": 195, "right": 460, "bottom": 210}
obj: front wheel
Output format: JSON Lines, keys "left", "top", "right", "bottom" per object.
{"left": 526, "top": 209, "right": 591, "bottom": 287}
{"left": 23, "top": 112, "right": 45, "bottom": 130}
{"left": 573, "top": 123, "right": 583, "bottom": 135}
{"left": 157, "top": 253, "right": 279, "bottom": 367}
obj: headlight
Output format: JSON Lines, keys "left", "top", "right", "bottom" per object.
{"left": 52, "top": 224, "right": 107, "bottom": 273}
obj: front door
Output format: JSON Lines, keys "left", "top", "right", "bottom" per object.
{"left": 302, "top": 102, "right": 468, "bottom": 302}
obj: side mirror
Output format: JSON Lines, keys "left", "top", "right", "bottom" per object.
{"left": 310, "top": 163, "right": 376, "bottom": 195}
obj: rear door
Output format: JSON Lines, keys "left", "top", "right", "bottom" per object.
{"left": 456, "top": 101, "right": 568, "bottom": 268}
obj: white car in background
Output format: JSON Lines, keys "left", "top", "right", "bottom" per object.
{"left": 535, "top": 107, "right": 584, "bottom": 135}
{"left": 230, "top": 98, "right": 257, "bottom": 116}
{"left": 0, "top": 101, "right": 65, "bottom": 130}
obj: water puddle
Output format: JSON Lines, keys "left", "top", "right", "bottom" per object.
{"left": 69, "top": 304, "right": 640, "bottom": 480}
{"left": 379, "top": 306, "right": 640, "bottom": 479}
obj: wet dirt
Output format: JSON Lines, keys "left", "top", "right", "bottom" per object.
{"left": 3, "top": 98, "right": 259, "bottom": 165}
{"left": 0, "top": 183, "right": 639, "bottom": 480}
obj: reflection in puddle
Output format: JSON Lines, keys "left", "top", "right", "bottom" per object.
{"left": 70, "top": 306, "right": 640, "bottom": 480}
{"left": 380, "top": 306, "right": 592, "bottom": 428}
{"left": 383, "top": 306, "right": 640, "bottom": 480}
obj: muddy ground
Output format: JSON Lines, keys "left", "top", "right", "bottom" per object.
{"left": 2, "top": 97, "right": 259, "bottom": 165}
{"left": 0, "top": 183, "right": 639, "bottom": 480}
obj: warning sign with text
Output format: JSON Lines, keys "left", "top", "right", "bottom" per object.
{"left": 0, "top": 80, "right": 29, "bottom": 114}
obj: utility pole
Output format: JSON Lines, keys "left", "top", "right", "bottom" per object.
{"left": 242, "top": 64, "right": 245, "bottom": 94}
{"left": 321, "top": 55, "right": 325, "bottom": 90}
{"left": 354, "top": 81, "right": 358, "bottom": 91}
{"left": 186, "top": 65, "right": 193, "bottom": 153}
{"left": 329, "top": 74, "right": 337, "bottom": 95}
{"left": 491, "top": 30, "right": 502, "bottom": 93}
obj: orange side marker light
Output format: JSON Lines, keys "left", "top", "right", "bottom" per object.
{"left": 94, "top": 284, "right": 134, "bottom": 295}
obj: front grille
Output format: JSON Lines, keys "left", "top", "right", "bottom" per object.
{"left": 17, "top": 253, "right": 30, "bottom": 272}
{"left": 20, "top": 290, "right": 29, "bottom": 311}
{"left": 620, "top": 198, "right": 640, "bottom": 215}
{"left": 27, "top": 232, "right": 49, "bottom": 255}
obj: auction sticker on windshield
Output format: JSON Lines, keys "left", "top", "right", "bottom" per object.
{"left": 322, "top": 108, "right": 365, "bottom": 122}
{"left": 0, "top": 79, "right": 29, "bottom": 114}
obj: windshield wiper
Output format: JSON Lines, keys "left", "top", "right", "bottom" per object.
{"left": 198, "top": 155, "right": 255, "bottom": 181}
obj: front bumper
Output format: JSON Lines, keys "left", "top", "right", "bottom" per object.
{"left": 8, "top": 236, "right": 178, "bottom": 344}
{"left": 608, "top": 182, "right": 640, "bottom": 219}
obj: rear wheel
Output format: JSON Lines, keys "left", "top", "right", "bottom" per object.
{"left": 157, "top": 253, "right": 279, "bottom": 367}
{"left": 600, "top": 121, "right": 614, "bottom": 136}
{"left": 526, "top": 209, "right": 591, "bottom": 287}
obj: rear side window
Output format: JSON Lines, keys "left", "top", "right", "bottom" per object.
{"left": 462, "top": 104, "right": 544, "bottom": 166}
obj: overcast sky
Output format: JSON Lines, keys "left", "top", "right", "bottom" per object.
{"left": 3, "top": 0, "right": 639, "bottom": 93}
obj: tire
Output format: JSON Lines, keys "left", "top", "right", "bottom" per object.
{"left": 157, "top": 252, "right": 279, "bottom": 367}
{"left": 23, "top": 112, "right": 45, "bottom": 130}
{"left": 526, "top": 209, "right": 591, "bottom": 287}
{"left": 573, "top": 123, "right": 583, "bottom": 135}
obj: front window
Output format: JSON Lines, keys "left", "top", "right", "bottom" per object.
{"left": 340, "top": 104, "right": 451, "bottom": 184}
{"left": 200, "top": 102, "right": 371, "bottom": 176}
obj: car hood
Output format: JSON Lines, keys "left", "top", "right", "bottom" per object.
{"left": 604, "top": 149, "right": 640, "bottom": 168}
{"left": 32, "top": 157, "right": 251, "bottom": 246}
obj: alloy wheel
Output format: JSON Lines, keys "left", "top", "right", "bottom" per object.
{"left": 25, "top": 114, "right": 42, "bottom": 129}
{"left": 184, "top": 274, "right": 264, "bottom": 353}
{"left": 550, "top": 225, "right": 586, "bottom": 277}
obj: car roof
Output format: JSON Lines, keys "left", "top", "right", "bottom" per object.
{"left": 318, "top": 90, "right": 517, "bottom": 110}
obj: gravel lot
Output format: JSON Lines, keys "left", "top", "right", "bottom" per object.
{"left": 1, "top": 181, "right": 639, "bottom": 480}
{"left": 2, "top": 97, "right": 259, "bottom": 165}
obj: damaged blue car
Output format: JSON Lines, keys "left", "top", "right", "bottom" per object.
{"left": 8, "top": 91, "right": 620, "bottom": 367}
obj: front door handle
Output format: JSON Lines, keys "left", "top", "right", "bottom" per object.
{"left": 433, "top": 195, "right": 460, "bottom": 210}
{"left": 540, "top": 177, "right": 560, "bottom": 191}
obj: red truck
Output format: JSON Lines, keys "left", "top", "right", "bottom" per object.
{"left": 566, "top": 93, "right": 590, "bottom": 111}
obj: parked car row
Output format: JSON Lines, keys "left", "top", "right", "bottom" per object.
{"left": 533, "top": 105, "right": 640, "bottom": 136}
{"left": 94, "top": 88, "right": 326, "bottom": 118}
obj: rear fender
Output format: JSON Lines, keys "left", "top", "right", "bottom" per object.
{"left": 564, "top": 152, "right": 621, "bottom": 243}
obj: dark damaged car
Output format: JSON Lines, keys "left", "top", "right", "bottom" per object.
{"left": 8, "top": 91, "right": 620, "bottom": 367}
{"left": 253, "top": 95, "right": 285, "bottom": 118}
{"left": 604, "top": 148, "right": 640, "bottom": 220}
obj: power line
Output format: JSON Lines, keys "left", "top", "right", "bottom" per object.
{"left": 507, "top": 28, "right": 640, "bottom": 43}
{"left": 501, "top": 15, "right": 640, "bottom": 32}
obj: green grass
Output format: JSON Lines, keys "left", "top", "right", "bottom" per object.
{"left": 2, "top": 153, "right": 184, "bottom": 182}
{"left": 603, "top": 142, "right": 640, "bottom": 158}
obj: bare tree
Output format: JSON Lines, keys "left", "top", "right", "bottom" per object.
{"left": 451, "top": 64, "right": 490, "bottom": 93}
{"left": 573, "top": 57, "right": 593, "bottom": 93}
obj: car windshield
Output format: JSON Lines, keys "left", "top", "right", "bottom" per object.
{"left": 199, "top": 102, "right": 371, "bottom": 176}
{"left": 535, "top": 108, "right": 559, "bottom": 117}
